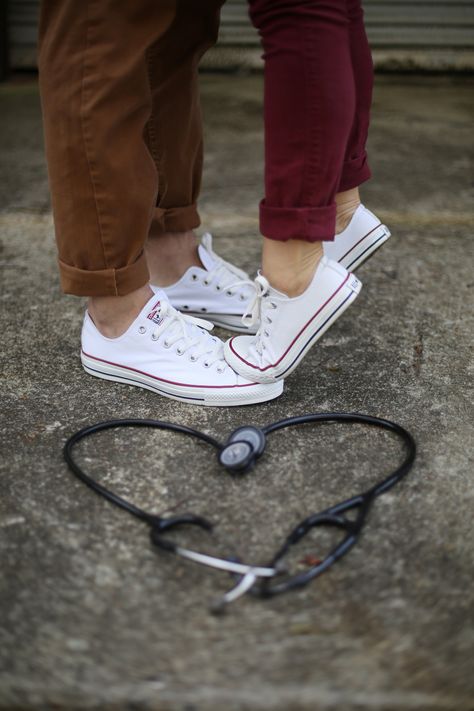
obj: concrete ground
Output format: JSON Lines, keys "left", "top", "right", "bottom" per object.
{"left": 1, "top": 73, "right": 473, "bottom": 711}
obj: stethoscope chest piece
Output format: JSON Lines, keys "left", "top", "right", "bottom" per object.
{"left": 218, "top": 426, "right": 266, "bottom": 473}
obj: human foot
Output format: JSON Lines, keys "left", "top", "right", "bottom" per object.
{"left": 324, "top": 204, "right": 391, "bottom": 271}
{"left": 81, "top": 290, "right": 283, "bottom": 406}
{"left": 335, "top": 187, "right": 361, "bottom": 234}
{"left": 88, "top": 284, "right": 154, "bottom": 338}
{"left": 261, "top": 238, "right": 324, "bottom": 298}
{"left": 162, "top": 233, "right": 257, "bottom": 333}
{"left": 224, "top": 258, "right": 361, "bottom": 383}
{"left": 146, "top": 230, "right": 202, "bottom": 287}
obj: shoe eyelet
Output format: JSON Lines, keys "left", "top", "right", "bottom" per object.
{"left": 200, "top": 307, "right": 207, "bottom": 312}
{"left": 217, "top": 366, "right": 225, "bottom": 374}
{"left": 151, "top": 333, "right": 159, "bottom": 341}
{"left": 203, "top": 361, "right": 211, "bottom": 368}
{"left": 138, "top": 326, "right": 147, "bottom": 334}
{"left": 182, "top": 305, "right": 189, "bottom": 310}
{"left": 176, "top": 347, "right": 184, "bottom": 356}
{"left": 239, "top": 294, "right": 246, "bottom": 301}
{"left": 189, "top": 354, "right": 198, "bottom": 362}
{"left": 203, "top": 279, "right": 210, "bottom": 286}
{"left": 226, "top": 290, "right": 233, "bottom": 297}
{"left": 263, "top": 330, "right": 269, "bottom": 338}
{"left": 215, "top": 285, "right": 222, "bottom": 291}
{"left": 163, "top": 340, "right": 171, "bottom": 348}
{"left": 191, "top": 274, "right": 198, "bottom": 282}
{"left": 270, "top": 302, "right": 277, "bottom": 309}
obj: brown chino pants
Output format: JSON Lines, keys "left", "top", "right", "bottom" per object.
{"left": 38, "top": 0, "right": 223, "bottom": 297}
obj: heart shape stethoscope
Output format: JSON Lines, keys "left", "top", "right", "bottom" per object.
{"left": 64, "top": 412, "right": 416, "bottom": 612}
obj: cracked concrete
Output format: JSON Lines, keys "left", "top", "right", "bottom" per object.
{"left": 0, "top": 72, "right": 473, "bottom": 711}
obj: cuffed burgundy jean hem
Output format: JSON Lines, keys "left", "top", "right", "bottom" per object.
{"left": 58, "top": 252, "right": 150, "bottom": 297}
{"left": 259, "top": 200, "right": 337, "bottom": 242}
{"left": 338, "top": 153, "right": 372, "bottom": 194}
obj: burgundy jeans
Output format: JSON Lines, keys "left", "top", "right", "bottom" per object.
{"left": 248, "top": 0, "right": 373, "bottom": 242}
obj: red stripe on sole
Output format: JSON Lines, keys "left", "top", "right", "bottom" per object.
{"left": 81, "top": 351, "right": 258, "bottom": 389}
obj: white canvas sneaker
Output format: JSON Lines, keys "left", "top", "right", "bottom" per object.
{"left": 324, "top": 204, "right": 391, "bottom": 271}
{"left": 81, "top": 291, "right": 283, "bottom": 406}
{"left": 162, "top": 233, "right": 258, "bottom": 333}
{"left": 224, "top": 257, "right": 362, "bottom": 383}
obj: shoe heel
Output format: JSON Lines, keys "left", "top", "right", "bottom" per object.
{"left": 347, "top": 274, "right": 362, "bottom": 294}
{"left": 341, "top": 223, "right": 391, "bottom": 271}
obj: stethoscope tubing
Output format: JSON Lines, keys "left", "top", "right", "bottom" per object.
{"left": 63, "top": 419, "right": 220, "bottom": 527}
{"left": 63, "top": 412, "right": 416, "bottom": 607}
{"left": 233, "top": 413, "right": 416, "bottom": 598}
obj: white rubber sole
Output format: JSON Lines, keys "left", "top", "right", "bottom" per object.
{"left": 81, "top": 351, "right": 283, "bottom": 407}
{"left": 225, "top": 274, "right": 362, "bottom": 384}
{"left": 338, "top": 223, "right": 391, "bottom": 271}
{"left": 184, "top": 311, "right": 258, "bottom": 334}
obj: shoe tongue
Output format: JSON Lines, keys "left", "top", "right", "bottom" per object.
{"left": 256, "top": 272, "right": 288, "bottom": 300}
{"left": 263, "top": 281, "right": 284, "bottom": 299}
{"left": 198, "top": 241, "right": 216, "bottom": 272}
{"left": 140, "top": 289, "right": 168, "bottom": 326}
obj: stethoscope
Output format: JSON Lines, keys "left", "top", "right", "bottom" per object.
{"left": 64, "top": 412, "right": 416, "bottom": 613}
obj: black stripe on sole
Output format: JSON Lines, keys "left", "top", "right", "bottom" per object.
{"left": 345, "top": 232, "right": 389, "bottom": 271}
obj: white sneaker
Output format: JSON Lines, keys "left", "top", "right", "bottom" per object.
{"left": 162, "top": 233, "right": 258, "bottom": 334}
{"left": 224, "top": 257, "right": 362, "bottom": 383}
{"left": 81, "top": 291, "right": 283, "bottom": 406}
{"left": 324, "top": 204, "right": 391, "bottom": 271}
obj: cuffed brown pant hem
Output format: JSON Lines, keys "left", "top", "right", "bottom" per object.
{"left": 148, "top": 204, "right": 201, "bottom": 238}
{"left": 59, "top": 252, "right": 150, "bottom": 297}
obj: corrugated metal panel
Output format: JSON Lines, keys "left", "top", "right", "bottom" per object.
{"left": 7, "top": 0, "right": 39, "bottom": 69}
{"left": 210, "top": 0, "right": 474, "bottom": 71}
{"left": 218, "top": 0, "right": 474, "bottom": 48}
{"left": 6, "top": 0, "right": 474, "bottom": 72}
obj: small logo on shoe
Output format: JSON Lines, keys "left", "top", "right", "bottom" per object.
{"left": 147, "top": 300, "right": 164, "bottom": 325}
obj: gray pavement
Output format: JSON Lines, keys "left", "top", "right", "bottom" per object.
{"left": 1, "top": 73, "right": 474, "bottom": 711}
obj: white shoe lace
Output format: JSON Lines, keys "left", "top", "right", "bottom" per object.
{"left": 201, "top": 233, "right": 254, "bottom": 300}
{"left": 150, "top": 301, "right": 228, "bottom": 372}
{"left": 242, "top": 274, "right": 278, "bottom": 358}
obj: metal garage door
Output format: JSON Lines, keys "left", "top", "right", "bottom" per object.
{"left": 211, "top": 0, "right": 474, "bottom": 70}
{"left": 6, "top": 0, "right": 474, "bottom": 73}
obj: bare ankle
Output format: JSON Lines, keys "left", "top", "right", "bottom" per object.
{"left": 335, "top": 187, "right": 361, "bottom": 234}
{"left": 146, "top": 230, "right": 202, "bottom": 286}
{"left": 88, "top": 284, "right": 153, "bottom": 338}
{"left": 261, "top": 238, "right": 323, "bottom": 297}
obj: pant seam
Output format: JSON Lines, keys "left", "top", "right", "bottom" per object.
{"left": 144, "top": 46, "right": 161, "bottom": 168}
{"left": 301, "top": 26, "right": 321, "bottom": 205}
{"left": 143, "top": 4, "right": 182, "bottom": 210}
{"left": 144, "top": 45, "right": 164, "bottom": 213}
{"left": 79, "top": 0, "right": 113, "bottom": 288}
